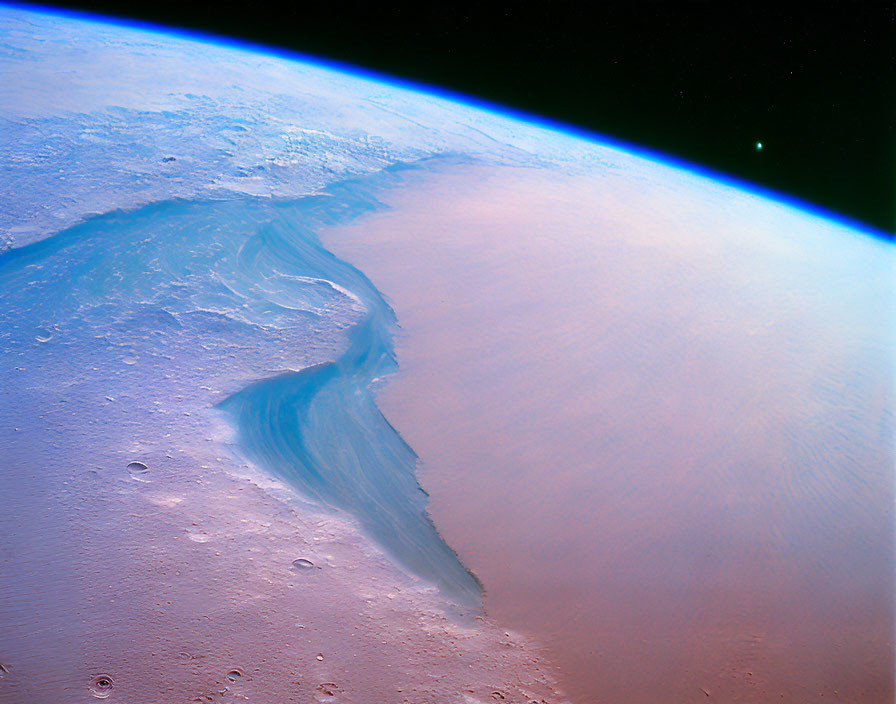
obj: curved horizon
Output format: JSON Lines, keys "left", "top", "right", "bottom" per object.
{"left": 3, "top": 1, "right": 891, "bottom": 240}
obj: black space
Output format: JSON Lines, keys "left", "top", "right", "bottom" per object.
{"left": 28, "top": 1, "right": 896, "bottom": 234}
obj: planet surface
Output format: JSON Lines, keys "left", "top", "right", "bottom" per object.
{"left": 0, "top": 6, "right": 893, "bottom": 704}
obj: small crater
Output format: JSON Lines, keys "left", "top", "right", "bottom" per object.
{"left": 89, "top": 674, "right": 114, "bottom": 699}
{"left": 126, "top": 461, "right": 150, "bottom": 482}
{"left": 35, "top": 328, "right": 53, "bottom": 343}
{"left": 291, "top": 558, "right": 315, "bottom": 570}
{"left": 317, "top": 682, "right": 340, "bottom": 698}
{"left": 226, "top": 669, "right": 242, "bottom": 682}
{"left": 492, "top": 692, "right": 506, "bottom": 701}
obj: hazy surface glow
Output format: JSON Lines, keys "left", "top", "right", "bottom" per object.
{"left": 321, "top": 163, "right": 894, "bottom": 703}
{"left": 0, "top": 5, "right": 893, "bottom": 704}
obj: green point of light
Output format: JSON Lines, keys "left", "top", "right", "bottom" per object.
{"left": 755, "top": 141, "right": 763, "bottom": 151}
